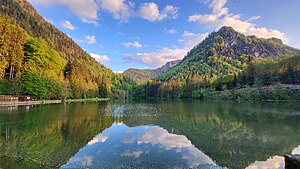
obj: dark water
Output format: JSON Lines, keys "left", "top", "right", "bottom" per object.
{"left": 0, "top": 100, "right": 299, "bottom": 169}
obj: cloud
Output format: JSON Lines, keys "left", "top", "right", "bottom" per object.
{"left": 114, "top": 70, "right": 124, "bottom": 74}
{"left": 138, "top": 2, "right": 178, "bottom": 22}
{"left": 188, "top": 0, "right": 287, "bottom": 42}
{"left": 247, "top": 16, "right": 261, "bottom": 22}
{"left": 123, "top": 31, "right": 208, "bottom": 68}
{"left": 123, "top": 47, "right": 187, "bottom": 68}
{"left": 29, "top": 0, "right": 179, "bottom": 23}
{"left": 61, "top": 20, "right": 75, "bottom": 30}
{"left": 122, "top": 41, "right": 143, "bottom": 48}
{"left": 178, "top": 31, "right": 209, "bottom": 49}
{"left": 165, "top": 28, "right": 178, "bottom": 34}
{"left": 98, "top": 0, "right": 134, "bottom": 22}
{"left": 90, "top": 53, "right": 110, "bottom": 63}
{"left": 86, "top": 35, "right": 97, "bottom": 44}
{"left": 28, "top": 0, "right": 98, "bottom": 25}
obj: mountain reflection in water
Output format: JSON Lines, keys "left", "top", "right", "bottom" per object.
{"left": 61, "top": 123, "right": 222, "bottom": 169}
{"left": 1, "top": 101, "right": 300, "bottom": 169}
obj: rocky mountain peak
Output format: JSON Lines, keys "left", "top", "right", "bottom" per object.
{"left": 217, "top": 26, "right": 239, "bottom": 37}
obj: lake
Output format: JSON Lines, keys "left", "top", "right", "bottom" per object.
{"left": 0, "top": 100, "right": 299, "bottom": 169}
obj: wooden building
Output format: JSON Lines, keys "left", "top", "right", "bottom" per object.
{"left": 0, "top": 95, "right": 34, "bottom": 102}
{"left": 0, "top": 96, "right": 18, "bottom": 102}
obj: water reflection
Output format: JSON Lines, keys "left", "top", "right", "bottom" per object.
{"left": 245, "top": 145, "right": 300, "bottom": 169}
{"left": 0, "top": 101, "right": 300, "bottom": 169}
{"left": 246, "top": 156, "right": 285, "bottom": 169}
{"left": 292, "top": 145, "right": 300, "bottom": 155}
{"left": 61, "top": 123, "right": 222, "bottom": 169}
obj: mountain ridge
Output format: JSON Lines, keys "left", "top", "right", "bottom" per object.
{"left": 1, "top": 0, "right": 107, "bottom": 65}
{"left": 158, "top": 26, "right": 300, "bottom": 81}
{"left": 0, "top": 0, "right": 135, "bottom": 99}
{"left": 123, "top": 60, "right": 180, "bottom": 83}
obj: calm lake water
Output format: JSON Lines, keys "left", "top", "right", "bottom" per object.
{"left": 0, "top": 100, "right": 299, "bottom": 169}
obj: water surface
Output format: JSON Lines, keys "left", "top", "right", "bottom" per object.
{"left": 0, "top": 100, "right": 299, "bottom": 168}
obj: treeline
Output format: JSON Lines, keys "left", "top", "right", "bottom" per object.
{"left": 0, "top": 16, "right": 135, "bottom": 99}
{"left": 132, "top": 54, "right": 300, "bottom": 100}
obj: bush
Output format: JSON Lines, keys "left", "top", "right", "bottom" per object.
{"left": 192, "top": 88, "right": 208, "bottom": 99}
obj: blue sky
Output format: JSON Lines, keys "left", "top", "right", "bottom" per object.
{"left": 27, "top": 0, "right": 300, "bottom": 72}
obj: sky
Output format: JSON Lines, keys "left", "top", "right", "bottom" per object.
{"left": 27, "top": 0, "right": 300, "bottom": 72}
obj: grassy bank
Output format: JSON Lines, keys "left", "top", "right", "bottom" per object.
{"left": 203, "top": 84, "right": 300, "bottom": 102}
{"left": 0, "top": 98, "right": 110, "bottom": 107}
{"left": 64, "top": 98, "right": 110, "bottom": 103}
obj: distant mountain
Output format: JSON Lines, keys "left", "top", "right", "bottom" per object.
{"left": 123, "top": 60, "right": 180, "bottom": 83}
{"left": 158, "top": 26, "right": 300, "bottom": 81}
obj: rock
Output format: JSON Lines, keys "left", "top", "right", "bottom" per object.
{"left": 285, "top": 154, "right": 300, "bottom": 169}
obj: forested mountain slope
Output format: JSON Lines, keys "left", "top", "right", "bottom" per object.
{"left": 158, "top": 26, "right": 300, "bottom": 81}
{"left": 123, "top": 60, "right": 180, "bottom": 83}
{"left": 0, "top": 0, "right": 135, "bottom": 99}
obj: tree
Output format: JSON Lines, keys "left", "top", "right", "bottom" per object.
{"left": 8, "top": 26, "right": 27, "bottom": 79}
{"left": 0, "top": 16, "right": 10, "bottom": 77}
{"left": 99, "top": 75, "right": 111, "bottom": 98}
{"left": 22, "top": 72, "right": 47, "bottom": 98}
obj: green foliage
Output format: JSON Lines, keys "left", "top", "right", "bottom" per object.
{"left": 191, "top": 88, "right": 208, "bottom": 99}
{"left": 99, "top": 75, "right": 111, "bottom": 98}
{"left": 22, "top": 72, "right": 47, "bottom": 97}
{"left": 158, "top": 26, "right": 299, "bottom": 82}
{"left": 0, "top": 2, "right": 130, "bottom": 100}
{"left": 132, "top": 84, "right": 146, "bottom": 98}
{"left": 24, "top": 38, "right": 66, "bottom": 76}
{"left": 110, "top": 74, "right": 136, "bottom": 99}
{"left": 134, "top": 55, "right": 300, "bottom": 101}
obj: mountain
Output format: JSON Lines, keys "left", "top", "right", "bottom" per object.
{"left": 123, "top": 60, "right": 180, "bottom": 83}
{"left": 158, "top": 26, "right": 300, "bottom": 81}
{"left": 1, "top": 0, "right": 92, "bottom": 60}
{"left": 0, "top": 0, "right": 135, "bottom": 99}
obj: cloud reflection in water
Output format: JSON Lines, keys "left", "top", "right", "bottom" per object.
{"left": 61, "top": 123, "right": 222, "bottom": 169}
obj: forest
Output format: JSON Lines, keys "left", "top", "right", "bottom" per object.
{"left": 0, "top": 16, "right": 135, "bottom": 100}
{"left": 132, "top": 54, "right": 300, "bottom": 101}
{"left": 1, "top": 14, "right": 299, "bottom": 101}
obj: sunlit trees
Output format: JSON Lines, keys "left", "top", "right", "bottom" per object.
{"left": 0, "top": 16, "right": 28, "bottom": 79}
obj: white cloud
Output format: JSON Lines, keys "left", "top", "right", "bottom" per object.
{"left": 188, "top": 0, "right": 287, "bottom": 42}
{"left": 163, "top": 5, "right": 179, "bottom": 19}
{"left": 247, "top": 16, "right": 261, "bottom": 22}
{"left": 86, "top": 35, "right": 97, "bottom": 44}
{"left": 165, "top": 28, "right": 178, "bottom": 34}
{"left": 138, "top": 2, "right": 178, "bottom": 22}
{"left": 179, "top": 31, "right": 209, "bottom": 50}
{"left": 29, "top": 0, "right": 179, "bottom": 23}
{"left": 28, "top": 0, "right": 98, "bottom": 25}
{"left": 90, "top": 53, "right": 110, "bottom": 63}
{"left": 122, "top": 41, "right": 143, "bottom": 48}
{"left": 61, "top": 20, "right": 75, "bottom": 30}
{"left": 123, "top": 47, "right": 187, "bottom": 68}
{"left": 114, "top": 70, "right": 124, "bottom": 74}
{"left": 98, "top": 0, "right": 134, "bottom": 22}
{"left": 123, "top": 31, "right": 208, "bottom": 68}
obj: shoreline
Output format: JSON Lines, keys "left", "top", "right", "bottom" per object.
{"left": 0, "top": 98, "right": 110, "bottom": 107}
